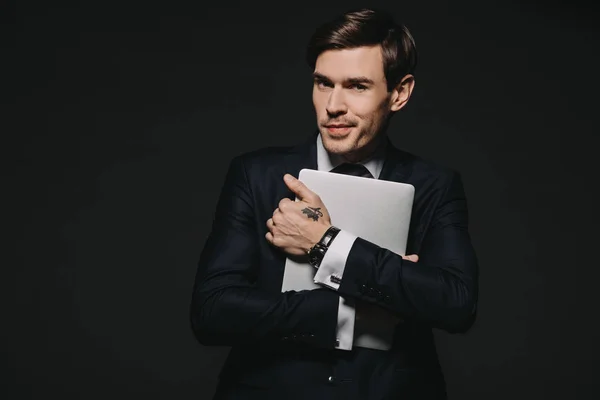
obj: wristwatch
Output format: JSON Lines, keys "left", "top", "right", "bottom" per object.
{"left": 308, "top": 226, "right": 341, "bottom": 268}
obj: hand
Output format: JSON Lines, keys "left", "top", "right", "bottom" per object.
{"left": 402, "top": 254, "right": 419, "bottom": 262}
{"left": 266, "top": 174, "right": 332, "bottom": 256}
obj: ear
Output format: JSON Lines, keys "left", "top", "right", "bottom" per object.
{"left": 390, "top": 74, "right": 415, "bottom": 112}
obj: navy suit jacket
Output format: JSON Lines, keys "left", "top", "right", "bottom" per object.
{"left": 190, "top": 133, "right": 479, "bottom": 400}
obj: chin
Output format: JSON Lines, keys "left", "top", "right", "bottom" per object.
{"left": 322, "top": 132, "right": 380, "bottom": 162}
{"left": 321, "top": 135, "right": 355, "bottom": 155}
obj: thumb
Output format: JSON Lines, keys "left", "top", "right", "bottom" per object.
{"left": 284, "top": 174, "right": 314, "bottom": 201}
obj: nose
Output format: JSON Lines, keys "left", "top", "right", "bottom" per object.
{"left": 326, "top": 88, "right": 347, "bottom": 117}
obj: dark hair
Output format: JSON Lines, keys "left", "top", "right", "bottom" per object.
{"left": 306, "top": 8, "right": 417, "bottom": 91}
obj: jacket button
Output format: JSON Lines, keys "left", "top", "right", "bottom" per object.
{"left": 328, "top": 376, "right": 335, "bottom": 384}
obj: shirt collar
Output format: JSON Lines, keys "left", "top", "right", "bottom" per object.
{"left": 316, "top": 133, "right": 386, "bottom": 179}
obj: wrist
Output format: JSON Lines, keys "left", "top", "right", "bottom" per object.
{"left": 309, "top": 224, "right": 332, "bottom": 251}
{"left": 307, "top": 226, "right": 341, "bottom": 268}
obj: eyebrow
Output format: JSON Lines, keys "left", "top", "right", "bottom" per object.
{"left": 312, "top": 72, "right": 375, "bottom": 86}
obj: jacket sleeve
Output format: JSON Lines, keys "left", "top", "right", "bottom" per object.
{"left": 335, "top": 170, "right": 479, "bottom": 333}
{"left": 189, "top": 156, "right": 340, "bottom": 348}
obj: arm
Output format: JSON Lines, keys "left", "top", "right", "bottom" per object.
{"left": 316, "top": 232, "right": 402, "bottom": 351}
{"left": 315, "top": 171, "right": 478, "bottom": 333}
{"left": 318, "top": 234, "right": 357, "bottom": 350}
{"left": 189, "top": 156, "right": 340, "bottom": 348}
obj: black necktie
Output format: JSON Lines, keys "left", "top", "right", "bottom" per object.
{"left": 330, "top": 163, "right": 374, "bottom": 179}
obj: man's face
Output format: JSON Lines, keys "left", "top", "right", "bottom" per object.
{"left": 312, "top": 45, "right": 407, "bottom": 162}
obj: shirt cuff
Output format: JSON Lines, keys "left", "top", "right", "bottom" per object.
{"left": 334, "top": 296, "right": 356, "bottom": 351}
{"left": 313, "top": 230, "right": 357, "bottom": 290}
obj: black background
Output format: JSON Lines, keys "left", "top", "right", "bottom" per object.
{"left": 4, "top": 0, "right": 599, "bottom": 399}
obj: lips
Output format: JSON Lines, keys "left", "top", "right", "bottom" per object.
{"left": 324, "top": 121, "right": 354, "bottom": 128}
{"left": 324, "top": 124, "right": 353, "bottom": 136}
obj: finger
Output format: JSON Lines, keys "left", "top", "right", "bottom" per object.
{"left": 265, "top": 231, "right": 274, "bottom": 245}
{"left": 284, "top": 174, "right": 316, "bottom": 202}
{"left": 272, "top": 211, "right": 283, "bottom": 225}
{"left": 266, "top": 218, "right": 275, "bottom": 231}
{"left": 278, "top": 198, "right": 292, "bottom": 210}
{"left": 402, "top": 254, "right": 419, "bottom": 262}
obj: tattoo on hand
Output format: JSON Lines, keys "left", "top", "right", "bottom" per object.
{"left": 301, "top": 207, "right": 323, "bottom": 221}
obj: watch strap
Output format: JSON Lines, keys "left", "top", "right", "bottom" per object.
{"left": 308, "top": 226, "right": 341, "bottom": 268}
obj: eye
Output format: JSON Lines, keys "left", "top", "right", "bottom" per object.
{"left": 350, "top": 83, "right": 368, "bottom": 91}
{"left": 315, "top": 80, "right": 333, "bottom": 90}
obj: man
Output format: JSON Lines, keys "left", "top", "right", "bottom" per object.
{"left": 190, "top": 8, "right": 478, "bottom": 400}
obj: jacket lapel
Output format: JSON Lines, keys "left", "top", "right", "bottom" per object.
{"left": 278, "top": 132, "right": 319, "bottom": 201}
{"left": 286, "top": 132, "right": 319, "bottom": 174}
{"left": 379, "top": 136, "right": 414, "bottom": 184}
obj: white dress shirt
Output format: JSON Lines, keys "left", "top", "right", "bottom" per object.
{"left": 313, "top": 133, "right": 386, "bottom": 350}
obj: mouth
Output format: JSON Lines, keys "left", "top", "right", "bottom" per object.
{"left": 324, "top": 124, "right": 354, "bottom": 136}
